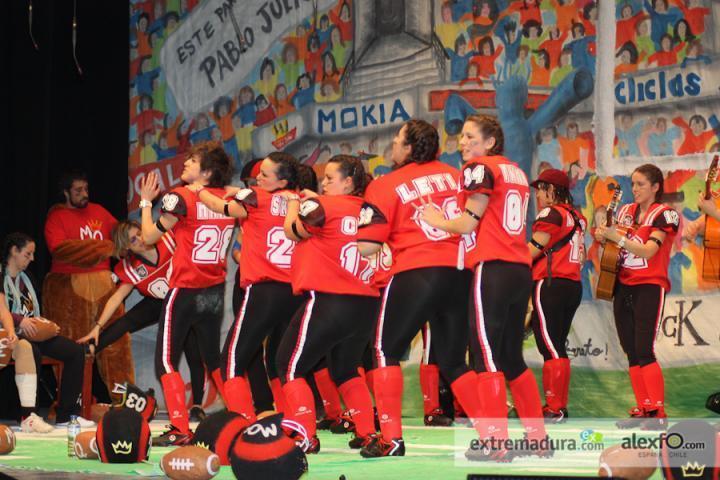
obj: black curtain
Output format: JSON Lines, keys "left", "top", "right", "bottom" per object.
{"left": 1, "top": 0, "right": 130, "bottom": 280}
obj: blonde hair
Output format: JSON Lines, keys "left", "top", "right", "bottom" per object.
{"left": 111, "top": 220, "right": 141, "bottom": 259}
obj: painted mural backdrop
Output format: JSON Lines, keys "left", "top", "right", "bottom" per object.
{"left": 129, "top": 0, "right": 720, "bottom": 415}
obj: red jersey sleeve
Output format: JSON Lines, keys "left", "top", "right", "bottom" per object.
{"left": 233, "top": 188, "right": 259, "bottom": 211}
{"left": 532, "top": 207, "right": 564, "bottom": 236}
{"left": 298, "top": 198, "right": 326, "bottom": 235}
{"left": 461, "top": 162, "right": 495, "bottom": 195}
{"left": 357, "top": 182, "right": 391, "bottom": 244}
{"left": 651, "top": 207, "right": 680, "bottom": 234}
{"left": 160, "top": 189, "right": 188, "bottom": 218}
{"left": 113, "top": 261, "right": 131, "bottom": 286}
{"left": 44, "top": 209, "right": 66, "bottom": 252}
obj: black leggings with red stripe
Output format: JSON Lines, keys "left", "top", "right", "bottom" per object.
{"left": 613, "top": 282, "right": 665, "bottom": 367}
{"left": 372, "top": 267, "right": 472, "bottom": 384}
{"left": 97, "top": 296, "right": 207, "bottom": 405}
{"left": 530, "top": 278, "right": 582, "bottom": 361}
{"left": 221, "top": 281, "right": 304, "bottom": 381}
{"left": 276, "top": 291, "right": 379, "bottom": 386}
{"left": 155, "top": 284, "right": 224, "bottom": 378}
{"left": 469, "top": 261, "right": 532, "bottom": 381}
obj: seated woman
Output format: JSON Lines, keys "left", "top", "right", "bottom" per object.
{"left": 1, "top": 233, "right": 92, "bottom": 430}
{"left": 76, "top": 220, "right": 208, "bottom": 420}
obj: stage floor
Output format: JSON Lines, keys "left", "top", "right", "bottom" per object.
{"left": 0, "top": 418, "right": 675, "bottom": 480}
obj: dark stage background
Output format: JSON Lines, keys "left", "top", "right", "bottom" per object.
{"left": 0, "top": 0, "right": 129, "bottom": 418}
{"left": 1, "top": 0, "right": 130, "bottom": 280}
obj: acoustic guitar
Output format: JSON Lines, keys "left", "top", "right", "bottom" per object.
{"left": 702, "top": 155, "right": 720, "bottom": 281}
{"left": 596, "top": 185, "right": 624, "bottom": 301}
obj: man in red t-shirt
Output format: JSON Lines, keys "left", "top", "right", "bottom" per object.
{"left": 42, "top": 171, "right": 133, "bottom": 400}
{"left": 139, "top": 141, "right": 235, "bottom": 446}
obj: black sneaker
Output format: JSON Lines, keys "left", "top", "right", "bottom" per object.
{"left": 640, "top": 410, "right": 667, "bottom": 431}
{"left": 349, "top": 433, "right": 375, "bottom": 449}
{"left": 317, "top": 416, "right": 339, "bottom": 430}
{"left": 303, "top": 435, "right": 321, "bottom": 454}
{"left": 465, "top": 445, "right": 513, "bottom": 462}
{"left": 616, "top": 407, "right": 646, "bottom": 429}
{"left": 152, "top": 424, "right": 193, "bottom": 447}
{"left": 189, "top": 405, "right": 207, "bottom": 422}
{"left": 424, "top": 408, "right": 453, "bottom": 427}
{"left": 360, "top": 436, "right": 405, "bottom": 457}
{"left": 543, "top": 406, "right": 568, "bottom": 424}
{"left": 330, "top": 410, "right": 356, "bottom": 434}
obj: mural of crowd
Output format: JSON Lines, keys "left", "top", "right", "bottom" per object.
{"left": 127, "top": 0, "right": 720, "bottom": 298}
{"left": 434, "top": 0, "right": 712, "bottom": 85}
{"left": 128, "top": 0, "right": 353, "bottom": 168}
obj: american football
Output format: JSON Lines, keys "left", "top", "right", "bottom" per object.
{"left": 599, "top": 445, "right": 657, "bottom": 480}
{"left": 160, "top": 445, "right": 220, "bottom": 480}
{"left": 74, "top": 431, "right": 99, "bottom": 460}
{"left": 0, "top": 424, "right": 16, "bottom": 455}
{"left": 0, "top": 329, "right": 12, "bottom": 369}
{"left": 21, "top": 317, "right": 60, "bottom": 342}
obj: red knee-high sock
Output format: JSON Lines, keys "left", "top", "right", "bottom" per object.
{"left": 628, "top": 365, "right": 651, "bottom": 411}
{"left": 476, "top": 372, "right": 508, "bottom": 441}
{"left": 283, "top": 378, "right": 317, "bottom": 438}
{"left": 641, "top": 362, "right": 665, "bottom": 414}
{"left": 269, "top": 378, "right": 288, "bottom": 414}
{"left": 338, "top": 377, "right": 375, "bottom": 437}
{"left": 449, "top": 371, "right": 486, "bottom": 436}
{"left": 223, "top": 376, "right": 257, "bottom": 422}
{"left": 313, "top": 368, "right": 343, "bottom": 419}
{"left": 542, "top": 359, "right": 565, "bottom": 412}
{"left": 419, "top": 363, "right": 441, "bottom": 415}
{"left": 559, "top": 358, "right": 571, "bottom": 408}
{"left": 210, "top": 368, "right": 224, "bottom": 399}
{"left": 373, "top": 366, "right": 404, "bottom": 440}
{"left": 365, "top": 368, "right": 376, "bottom": 396}
{"left": 161, "top": 372, "right": 190, "bottom": 433}
{"left": 509, "top": 369, "right": 547, "bottom": 441}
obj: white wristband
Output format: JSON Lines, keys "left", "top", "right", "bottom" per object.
{"left": 139, "top": 199, "right": 152, "bottom": 209}
{"left": 618, "top": 236, "right": 626, "bottom": 248}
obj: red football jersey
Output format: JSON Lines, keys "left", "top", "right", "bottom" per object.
{"left": 114, "top": 232, "right": 176, "bottom": 299}
{"left": 44, "top": 203, "right": 117, "bottom": 274}
{"left": 461, "top": 156, "right": 531, "bottom": 268}
{"left": 232, "top": 187, "right": 294, "bottom": 288}
{"left": 531, "top": 204, "right": 586, "bottom": 282}
{"left": 292, "top": 195, "right": 378, "bottom": 297}
{"left": 160, "top": 186, "right": 235, "bottom": 289}
{"left": 358, "top": 161, "right": 462, "bottom": 275}
{"left": 616, "top": 202, "right": 679, "bottom": 291}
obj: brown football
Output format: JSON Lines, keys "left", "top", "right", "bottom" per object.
{"left": 598, "top": 445, "right": 657, "bottom": 480}
{"left": 74, "top": 431, "right": 99, "bottom": 460}
{"left": 22, "top": 318, "right": 60, "bottom": 342}
{"left": 0, "top": 424, "right": 16, "bottom": 455}
{"left": 161, "top": 445, "right": 220, "bottom": 480}
{"left": 0, "top": 329, "right": 12, "bottom": 369}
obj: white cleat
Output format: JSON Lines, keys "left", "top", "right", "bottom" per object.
{"left": 21, "top": 413, "right": 54, "bottom": 433}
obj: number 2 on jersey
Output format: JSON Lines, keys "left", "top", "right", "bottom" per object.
{"left": 267, "top": 226, "right": 295, "bottom": 268}
{"left": 192, "top": 225, "right": 233, "bottom": 264}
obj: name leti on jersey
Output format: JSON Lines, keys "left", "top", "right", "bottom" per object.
{"left": 396, "top": 174, "right": 458, "bottom": 204}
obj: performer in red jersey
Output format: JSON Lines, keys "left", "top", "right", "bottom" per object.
{"left": 276, "top": 155, "right": 379, "bottom": 454}
{"left": 595, "top": 164, "right": 679, "bottom": 431}
{"left": 139, "top": 141, "right": 235, "bottom": 446}
{"left": 357, "top": 119, "right": 485, "bottom": 458}
{"left": 189, "top": 152, "right": 305, "bottom": 422}
{"left": 527, "top": 169, "right": 586, "bottom": 423}
{"left": 76, "top": 220, "right": 208, "bottom": 420}
{"left": 420, "top": 115, "right": 550, "bottom": 461}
